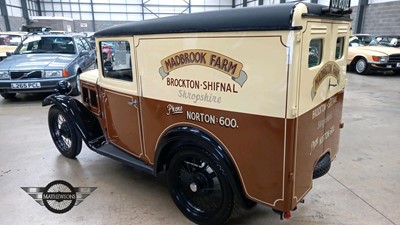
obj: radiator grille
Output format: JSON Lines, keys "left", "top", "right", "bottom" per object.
{"left": 10, "top": 71, "right": 42, "bottom": 79}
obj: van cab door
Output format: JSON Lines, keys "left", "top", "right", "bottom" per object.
{"left": 97, "top": 38, "right": 143, "bottom": 158}
{"left": 294, "top": 21, "right": 349, "bottom": 199}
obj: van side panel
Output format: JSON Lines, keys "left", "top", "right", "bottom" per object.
{"left": 141, "top": 98, "right": 287, "bottom": 206}
{"left": 135, "top": 32, "right": 292, "bottom": 208}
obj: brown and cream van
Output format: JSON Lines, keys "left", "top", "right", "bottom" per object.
{"left": 43, "top": 1, "right": 352, "bottom": 224}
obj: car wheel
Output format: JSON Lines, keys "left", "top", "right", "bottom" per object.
{"left": 48, "top": 105, "right": 82, "bottom": 158}
{"left": 1, "top": 93, "right": 16, "bottom": 99}
{"left": 70, "top": 74, "right": 81, "bottom": 96}
{"left": 355, "top": 58, "right": 370, "bottom": 74}
{"left": 167, "top": 146, "right": 236, "bottom": 225}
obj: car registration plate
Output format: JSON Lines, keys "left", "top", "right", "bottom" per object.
{"left": 397, "top": 63, "right": 400, "bottom": 67}
{"left": 11, "top": 82, "right": 41, "bottom": 89}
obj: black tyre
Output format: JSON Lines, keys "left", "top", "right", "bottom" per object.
{"left": 167, "top": 146, "right": 235, "bottom": 225}
{"left": 313, "top": 153, "right": 331, "bottom": 179}
{"left": 354, "top": 58, "right": 370, "bottom": 75}
{"left": 70, "top": 74, "right": 81, "bottom": 96}
{"left": 393, "top": 70, "right": 400, "bottom": 75}
{"left": 48, "top": 105, "right": 82, "bottom": 158}
{"left": 1, "top": 93, "right": 16, "bottom": 99}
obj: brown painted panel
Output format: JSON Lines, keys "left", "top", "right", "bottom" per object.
{"left": 102, "top": 89, "right": 142, "bottom": 157}
{"left": 294, "top": 91, "right": 344, "bottom": 202}
{"left": 140, "top": 98, "right": 288, "bottom": 209}
{"left": 323, "top": 91, "right": 344, "bottom": 159}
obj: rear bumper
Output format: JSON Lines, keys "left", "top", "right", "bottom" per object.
{"left": 0, "top": 76, "right": 77, "bottom": 94}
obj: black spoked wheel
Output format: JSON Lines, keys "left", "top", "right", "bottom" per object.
{"left": 167, "top": 146, "right": 235, "bottom": 225}
{"left": 48, "top": 105, "right": 82, "bottom": 158}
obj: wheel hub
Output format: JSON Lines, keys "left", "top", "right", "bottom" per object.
{"left": 190, "top": 183, "right": 198, "bottom": 192}
{"left": 59, "top": 123, "right": 70, "bottom": 138}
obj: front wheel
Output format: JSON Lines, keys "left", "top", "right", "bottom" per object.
{"left": 167, "top": 146, "right": 235, "bottom": 225}
{"left": 48, "top": 105, "right": 82, "bottom": 158}
{"left": 354, "top": 58, "right": 370, "bottom": 74}
{"left": 70, "top": 74, "right": 81, "bottom": 96}
{"left": 1, "top": 93, "right": 16, "bottom": 99}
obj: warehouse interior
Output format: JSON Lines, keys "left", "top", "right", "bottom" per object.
{"left": 0, "top": 0, "right": 399, "bottom": 35}
{"left": 0, "top": 0, "right": 399, "bottom": 225}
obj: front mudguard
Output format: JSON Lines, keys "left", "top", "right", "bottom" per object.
{"left": 42, "top": 94, "right": 106, "bottom": 149}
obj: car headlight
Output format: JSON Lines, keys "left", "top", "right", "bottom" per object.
{"left": 44, "top": 70, "right": 63, "bottom": 78}
{"left": 0, "top": 71, "right": 10, "bottom": 79}
{"left": 372, "top": 55, "right": 389, "bottom": 63}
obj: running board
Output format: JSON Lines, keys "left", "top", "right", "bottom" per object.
{"left": 93, "top": 144, "right": 154, "bottom": 175}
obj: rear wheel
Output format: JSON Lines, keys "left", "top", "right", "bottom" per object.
{"left": 1, "top": 93, "right": 16, "bottom": 99}
{"left": 48, "top": 105, "right": 82, "bottom": 158}
{"left": 167, "top": 146, "right": 235, "bottom": 225}
{"left": 354, "top": 58, "right": 370, "bottom": 74}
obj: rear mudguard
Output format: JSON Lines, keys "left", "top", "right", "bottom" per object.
{"left": 42, "top": 94, "right": 106, "bottom": 149}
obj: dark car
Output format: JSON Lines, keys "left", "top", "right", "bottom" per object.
{"left": 0, "top": 34, "right": 96, "bottom": 99}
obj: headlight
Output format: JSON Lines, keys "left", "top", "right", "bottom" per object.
{"left": 372, "top": 55, "right": 389, "bottom": 63}
{"left": 44, "top": 70, "right": 63, "bottom": 78}
{"left": 0, "top": 71, "right": 10, "bottom": 79}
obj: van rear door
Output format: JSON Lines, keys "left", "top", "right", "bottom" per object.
{"left": 294, "top": 21, "right": 349, "bottom": 201}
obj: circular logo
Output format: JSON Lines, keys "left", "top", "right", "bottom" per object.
{"left": 42, "top": 180, "right": 76, "bottom": 214}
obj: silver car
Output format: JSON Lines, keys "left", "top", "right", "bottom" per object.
{"left": 0, "top": 34, "right": 96, "bottom": 99}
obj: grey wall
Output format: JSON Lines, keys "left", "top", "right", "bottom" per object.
{"left": 8, "top": 16, "right": 26, "bottom": 31}
{"left": 30, "top": 19, "right": 75, "bottom": 32}
{"left": 0, "top": 16, "right": 6, "bottom": 31}
{"left": 352, "top": 1, "right": 400, "bottom": 35}
{"left": 73, "top": 20, "right": 94, "bottom": 33}
{"left": 94, "top": 21, "right": 127, "bottom": 32}
{"left": 0, "top": 16, "right": 26, "bottom": 32}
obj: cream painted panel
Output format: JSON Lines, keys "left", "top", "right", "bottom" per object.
{"left": 80, "top": 69, "right": 99, "bottom": 84}
{"left": 297, "top": 22, "right": 350, "bottom": 117}
{"left": 135, "top": 32, "right": 289, "bottom": 118}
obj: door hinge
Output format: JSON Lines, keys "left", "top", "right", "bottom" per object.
{"left": 296, "top": 32, "right": 302, "bottom": 42}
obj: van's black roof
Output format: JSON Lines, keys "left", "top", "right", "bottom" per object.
{"left": 95, "top": 2, "right": 347, "bottom": 37}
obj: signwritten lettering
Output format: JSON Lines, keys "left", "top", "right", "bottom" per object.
{"left": 159, "top": 49, "right": 248, "bottom": 87}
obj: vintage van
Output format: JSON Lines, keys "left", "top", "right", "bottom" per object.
{"left": 43, "top": 1, "right": 352, "bottom": 224}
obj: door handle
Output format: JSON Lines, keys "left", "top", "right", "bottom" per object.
{"left": 127, "top": 99, "right": 138, "bottom": 108}
{"left": 328, "top": 78, "right": 337, "bottom": 88}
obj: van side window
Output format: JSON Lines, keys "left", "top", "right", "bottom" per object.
{"left": 335, "top": 37, "right": 344, "bottom": 59}
{"left": 100, "top": 41, "right": 132, "bottom": 82}
{"left": 309, "top": 39, "right": 323, "bottom": 67}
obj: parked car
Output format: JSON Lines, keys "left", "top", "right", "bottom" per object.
{"left": 0, "top": 34, "right": 96, "bottom": 99}
{"left": 0, "top": 32, "right": 27, "bottom": 61}
{"left": 347, "top": 37, "right": 400, "bottom": 74}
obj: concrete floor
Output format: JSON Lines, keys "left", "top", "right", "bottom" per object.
{"left": 0, "top": 71, "right": 399, "bottom": 225}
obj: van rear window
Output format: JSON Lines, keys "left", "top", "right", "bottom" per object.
{"left": 101, "top": 41, "right": 132, "bottom": 82}
{"left": 309, "top": 39, "right": 323, "bottom": 67}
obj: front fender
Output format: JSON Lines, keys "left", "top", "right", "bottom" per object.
{"left": 42, "top": 94, "right": 105, "bottom": 149}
